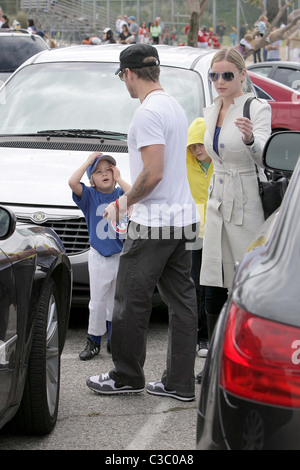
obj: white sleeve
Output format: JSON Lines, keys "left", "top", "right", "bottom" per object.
{"left": 134, "top": 108, "right": 165, "bottom": 150}
{"left": 244, "top": 99, "right": 272, "bottom": 168}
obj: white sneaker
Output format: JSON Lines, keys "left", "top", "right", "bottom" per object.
{"left": 197, "top": 340, "right": 209, "bottom": 358}
{"left": 86, "top": 371, "right": 145, "bottom": 395}
{"left": 146, "top": 381, "right": 195, "bottom": 402}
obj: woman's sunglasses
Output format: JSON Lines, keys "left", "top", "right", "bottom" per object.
{"left": 208, "top": 71, "right": 240, "bottom": 82}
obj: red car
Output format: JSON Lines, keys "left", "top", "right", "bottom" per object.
{"left": 248, "top": 70, "right": 300, "bottom": 132}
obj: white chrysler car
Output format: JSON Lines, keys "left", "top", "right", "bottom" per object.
{"left": 0, "top": 44, "right": 228, "bottom": 305}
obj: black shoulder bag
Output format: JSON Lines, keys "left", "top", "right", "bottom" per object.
{"left": 243, "top": 97, "right": 288, "bottom": 220}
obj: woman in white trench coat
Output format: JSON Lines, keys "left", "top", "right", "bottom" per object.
{"left": 200, "top": 47, "right": 271, "bottom": 341}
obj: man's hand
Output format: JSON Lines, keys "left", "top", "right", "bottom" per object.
{"left": 103, "top": 201, "right": 118, "bottom": 221}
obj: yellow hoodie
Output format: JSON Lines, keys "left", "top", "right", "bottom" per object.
{"left": 186, "top": 117, "right": 213, "bottom": 239}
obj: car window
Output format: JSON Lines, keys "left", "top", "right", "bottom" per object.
{"left": 273, "top": 67, "right": 300, "bottom": 90}
{"left": 0, "top": 62, "right": 204, "bottom": 134}
{"left": 252, "top": 84, "right": 273, "bottom": 100}
{"left": 250, "top": 66, "right": 272, "bottom": 78}
{"left": 0, "top": 36, "right": 48, "bottom": 73}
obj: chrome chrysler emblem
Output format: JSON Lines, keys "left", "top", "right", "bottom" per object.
{"left": 32, "top": 211, "right": 47, "bottom": 223}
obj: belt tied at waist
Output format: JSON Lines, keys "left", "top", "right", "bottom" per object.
{"left": 214, "top": 167, "right": 256, "bottom": 225}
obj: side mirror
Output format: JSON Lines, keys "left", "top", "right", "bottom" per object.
{"left": 0, "top": 206, "right": 16, "bottom": 239}
{"left": 263, "top": 131, "right": 300, "bottom": 177}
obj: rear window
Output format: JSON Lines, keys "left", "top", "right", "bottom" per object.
{"left": 273, "top": 67, "right": 300, "bottom": 90}
{"left": 0, "top": 36, "right": 48, "bottom": 72}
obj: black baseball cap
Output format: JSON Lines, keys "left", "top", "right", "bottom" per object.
{"left": 115, "top": 44, "right": 160, "bottom": 75}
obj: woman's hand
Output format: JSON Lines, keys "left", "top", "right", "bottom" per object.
{"left": 234, "top": 117, "right": 254, "bottom": 144}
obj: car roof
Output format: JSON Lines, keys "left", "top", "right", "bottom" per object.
{"left": 248, "top": 61, "right": 300, "bottom": 68}
{"left": 23, "top": 44, "right": 216, "bottom": 71}
{"left": 0, "top": 29, "right": 41, "bottom": 37}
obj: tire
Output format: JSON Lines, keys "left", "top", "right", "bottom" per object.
{"left": 10, "top": 278, "right": 61, "bottom": 435}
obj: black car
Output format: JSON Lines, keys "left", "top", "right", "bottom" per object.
{"left": 0, "top": 206, "right": 72, "bottom": 435}
{"left": 197, "top": 131, "right": 300, "bottom": 450}
{"left": 0, "top": 29, "right": 49, "bottom": 82}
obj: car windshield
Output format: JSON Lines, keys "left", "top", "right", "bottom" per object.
{"left": 0, "top": 62, "right": 203, "bottom": 135}
{"left": 0, "top": 36, "right": 48, "bottom": 73}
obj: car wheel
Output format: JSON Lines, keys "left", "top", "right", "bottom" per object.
{"left": 10, "top": 279, "right": 61, "bottom": 435}
{"left": 241, "top": 409, "right": 264, "bottom": 450}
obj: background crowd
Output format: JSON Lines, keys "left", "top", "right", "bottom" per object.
{"left": 1, "top": 4, "right": 299, "bottom": 64}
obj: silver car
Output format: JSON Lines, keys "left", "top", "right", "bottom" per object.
{"left": 0, "top": 44, "right": 222, "bottom": 306}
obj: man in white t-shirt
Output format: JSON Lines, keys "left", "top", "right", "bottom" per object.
{"left": 87, "top": 44, "right": 199, "bottom": 401}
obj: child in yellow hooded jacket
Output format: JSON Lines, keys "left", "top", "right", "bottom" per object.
{"left": 187, "top": 117, "right": 213, "bottom": 360}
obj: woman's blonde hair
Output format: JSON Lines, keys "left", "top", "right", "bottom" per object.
{"left": 211, "top": 47, "right": 246, "bottom": 72}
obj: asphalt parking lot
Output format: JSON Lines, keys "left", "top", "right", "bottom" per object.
{"left": 0, "top": 307, "right": 205, "bottom": 451}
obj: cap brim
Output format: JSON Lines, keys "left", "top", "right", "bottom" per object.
{"left": 115, "top": 66, "right": 121, "bottom": 75}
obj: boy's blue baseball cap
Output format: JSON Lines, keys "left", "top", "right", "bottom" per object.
{"left": 86, "top": 154, "right": 116, "bottom": 179}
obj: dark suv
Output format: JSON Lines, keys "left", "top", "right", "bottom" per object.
{"left": 0, "top": 29, "right": 49, "bottom": 83}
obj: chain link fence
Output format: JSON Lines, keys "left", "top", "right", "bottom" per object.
{"left": 19, "top": 0, "right": 192, "bottom": 45}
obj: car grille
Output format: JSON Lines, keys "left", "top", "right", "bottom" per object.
{"left": 18, "top": 216, "right": 90, "bottom": 255}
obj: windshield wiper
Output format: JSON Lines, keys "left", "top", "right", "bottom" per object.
{"left": 36, "top": 129, "right": 127, "bottom": 139}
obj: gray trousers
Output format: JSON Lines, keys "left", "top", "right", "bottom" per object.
{"left": 110, "top": 222, "right": 198, "bottom": 397}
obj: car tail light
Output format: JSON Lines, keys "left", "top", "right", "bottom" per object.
{"left": 220, "top": 302, "right": 300, "bottom": 408}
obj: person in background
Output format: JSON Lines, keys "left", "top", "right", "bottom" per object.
{"left": 101, "top": 28, "right": 116, "bottom": 44}
{"left": 197, "top": 25, "right": 208, "bottom": 48}
{"left": 1, "top": 15, "right": 10, "bottom": 28}
{"left": 36, "top": 30, "right": 56, "bottom": 48}
{"left": 128, "top": 16, "right": 139, "bottom": 44}
{"left": 266, "top": 26, "right": 282, "bottom": 61}
{"left": 115, "top": 15, "right": 122, "bottom": 35}
{"left": 86, "top": 44, "right": 199, "bottom": 401}
{"left": 83, "top": 36, "right": 101, "bottom": 45}
{"left": 69, "top": 153, "right": 131, "bottom": 360}
{"left": 238, "top": 33, "right": 253, "bottom": 58}
{"left": 138, "top": 21, "right": 149, "bottom": 44}
{"left": 150, "top": 19, "right": 161, "bottom": 44}
{"left": 230, "top": 26, "right": 237, "bottom": 46}
{"left": 286, "top": 28, "right": 300, "bottom": 62}
{"left": 119, "top": 15, "right": 128, "bottom": 31}
{"left": 199, "top": 48, "right": 271, "bottom": 364}
{"left": 207, "top": 31, "right": 220, "bottom": 49}
{"left": 216, "top": 20, "right": 226, "bottom": 44}
{"left": 27, "top": 19, "right": 36, "bottom": 34}
{"left": 186, "top": 117, "right": 213, "bottom": 360}
{"left": 117, "top": 23, "right": 132, "bottom": 44}
{"left": 239, "top": 23, "right": 248, "bottom": 39}
{"left": 253, "top": 15, "right": 269, "bottom": 61}
{"left": 12, "top": 19, "right": 20, "bottom": 29}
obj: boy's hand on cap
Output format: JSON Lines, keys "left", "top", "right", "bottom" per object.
{"left": 87, "top": 152, "right": 103, "bottom": 165}
{"left": 111, "top": 165, "right": 121, "bottom": 181}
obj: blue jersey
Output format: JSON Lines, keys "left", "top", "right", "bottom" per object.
{"left": 73, "top": 184, "right": 126, "bottom": 257}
